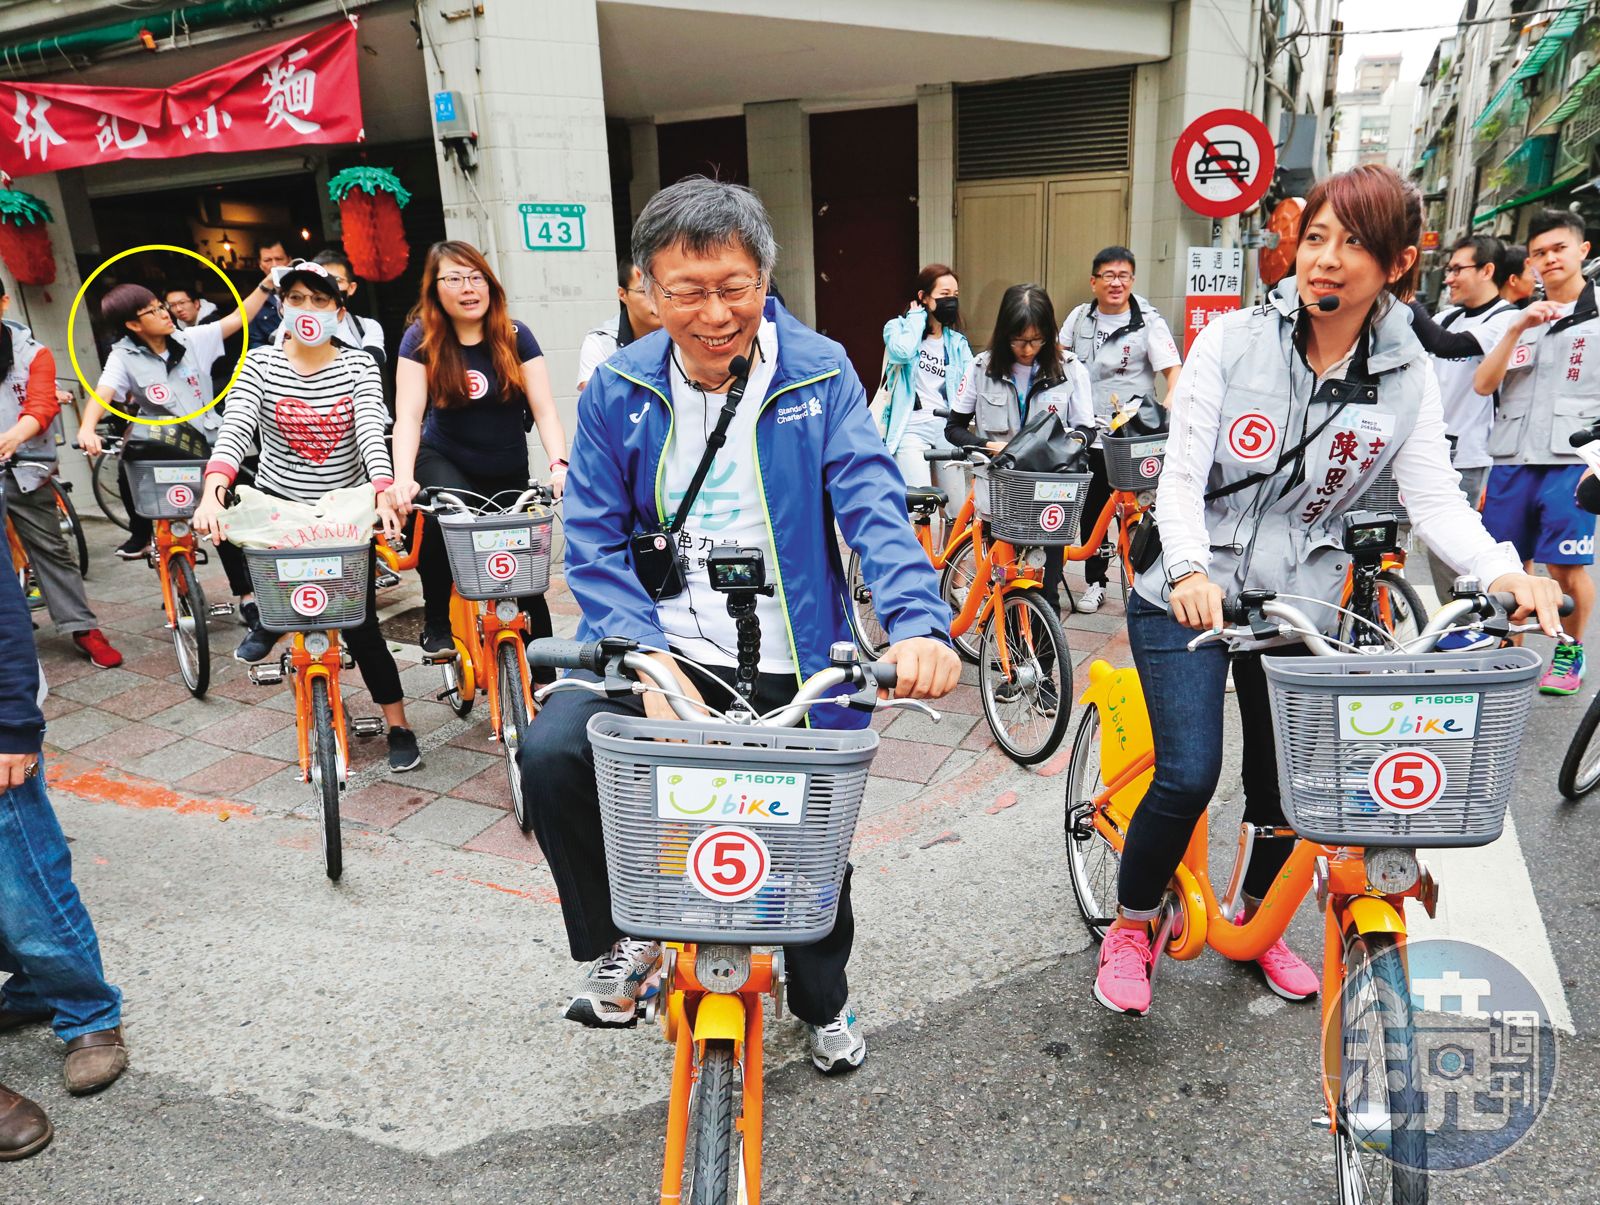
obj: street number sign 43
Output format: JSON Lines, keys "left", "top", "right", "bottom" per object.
{"left": 521, "top": 203, "right": 587, "bottom": 251}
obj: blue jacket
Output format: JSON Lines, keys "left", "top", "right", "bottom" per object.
{"left": 880, "top": 311, "right": 972, "bottom": 455}
{"left": 565, "top": 298, "right": 951, "bottom": 730}
{"left": 0, "top": 491, "right": 44, "bottom": 756}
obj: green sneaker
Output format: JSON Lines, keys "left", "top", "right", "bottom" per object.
{"left": 1540, "top": 642, "right": 1585, "bottom": 695}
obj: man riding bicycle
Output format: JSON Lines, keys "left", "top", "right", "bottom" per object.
{"left": 519, "top": 176, "right": 959, "bottom": 1073}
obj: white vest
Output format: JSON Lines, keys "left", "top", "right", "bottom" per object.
{"left": 0, "top": 321, "right": 57, "bottom": 493}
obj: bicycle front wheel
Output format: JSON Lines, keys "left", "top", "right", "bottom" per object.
{"left": 53, "top": 482, "right": 89, "bottom": 577}
{"left": 1376, "top": 569, "right": 1424, "bottom": 643}
{"left": 498, "top": 640, "right": 534, "bottom": 832}
{"left": 310, "top": 677, "right": 344, "bottom": 882}
{"left": 1558, "top": 689, "right": 1600, "bottom": 799}
{"left": 1334, "top": 931, "right": 1427, "bottom": 1205}
{"left": 168, "top": 554, "right": 210, "bottom": 697}
{"left": 1064, "top": 706, "right": 1122, "bottom": 942}
{"left": 939, "top": 534, "right": 981, "bottom": 664}
{"left": 685, "top": 1038, "right": 741, "bottom": 1205}
{"left": 91, "top": 452, "right": 130, "bottom": 530}
{"left": 845, "top": 547, "right": 890, "bottom": 659}
{"left": 978, "top": 589, "right": 1072, "bottom": 765}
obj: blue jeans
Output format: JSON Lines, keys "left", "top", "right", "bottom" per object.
{"left": 1118, "top": 593, "right": 1299, "bottom": 919}
{"left": 0, "top": 763, "right": 122, "bottom": 1040}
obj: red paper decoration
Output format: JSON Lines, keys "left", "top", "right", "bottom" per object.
{"left": 327, "top": 167, "right": 410, "bottom": 282}
{"left": 0, "top": 188, "right": 56, "bottom": 286}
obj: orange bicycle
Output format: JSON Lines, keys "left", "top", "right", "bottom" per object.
{"left": 243, "top": 535, "right": 399, "bottom": 880}
{"left": 106, "top": 442, "right": 229, "bottom": 696}
{"left": 412, "top": 485, "right": 556, "bottom": 830}
{"left": 529, "top": 632, "right": 933, "bottom": 1205}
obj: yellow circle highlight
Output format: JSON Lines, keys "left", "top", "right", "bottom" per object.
{"left": 68, "top": 244, "right": 249, "bottom": 427}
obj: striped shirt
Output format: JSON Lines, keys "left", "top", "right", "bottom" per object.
{"left": 205, "top": 346, "right": 393, "bottom": 503}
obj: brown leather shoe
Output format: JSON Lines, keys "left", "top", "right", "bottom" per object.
{"left": 0, "top": 1005, "right": 52, "bottom": 1033}
{"left": 64, "top": 1026, "right": 127, "bottom": 1096}
{"left": 0, "top": 1081, "right": 51, "bottom": 1161}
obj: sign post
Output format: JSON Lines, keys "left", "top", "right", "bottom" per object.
{"left": 1183, "top": 246, "right": 1244, "bottom": 354}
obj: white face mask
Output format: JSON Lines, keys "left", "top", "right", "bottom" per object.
{"left": 283, "top": 305, "right": 338, "bottom": 347}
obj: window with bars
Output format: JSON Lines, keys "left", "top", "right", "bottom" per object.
{"left": 955, "top": 68, "right": 1133, "bottom": 181}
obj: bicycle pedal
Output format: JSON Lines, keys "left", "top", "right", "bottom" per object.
{"left": 421, "top": 649, "right": 458, "bottom": 665}
{"left": 375, "top": 570, "right": 401, "bottom": 590}
{"left": 247, "top": 663, "right": 286, "bottom": 686}
{"left": 349, "top": 716, "right": 386, "bottom": 738}
{"left": 209, "top": 602, "right": 235, "bottom": 617}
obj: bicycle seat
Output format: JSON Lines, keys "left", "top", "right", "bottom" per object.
{"left": 905, "top": 487, "right": 948, "bottom": 512}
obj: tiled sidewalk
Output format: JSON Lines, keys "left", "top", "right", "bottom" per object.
{"left": 39, "top": 518, "right": 1130, "bottom": 866}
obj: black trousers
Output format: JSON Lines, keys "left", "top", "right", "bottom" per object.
{"left": 520, "top": 662, "right": 854, "bottom": 1026}
{"left": 1076, "top": 448, "right": 1113, "bottom": 588}
{"left": 121, "top": 440, "right": 251, "bottom": 596}
{"left": 413, "top": 444, "right": 554, "bottom": 683}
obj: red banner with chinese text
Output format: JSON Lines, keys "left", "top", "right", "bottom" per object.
{"left": 0, "top": 22, "right": 362, "bottom": 179}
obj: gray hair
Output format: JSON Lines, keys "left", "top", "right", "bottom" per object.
{"left": 631, "top": 176, "right": 778, "bottom": 283}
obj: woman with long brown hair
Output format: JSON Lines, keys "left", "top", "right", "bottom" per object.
{"left": 390, "top": 241, "right": 568, "bottom": 661}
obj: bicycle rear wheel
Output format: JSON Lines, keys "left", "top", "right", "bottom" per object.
{"left": 91, "top": 452, "right": 130, "bottom": 531}
{"left": 978, "top": 589, "right": 1072, "bottom": 765}
{"left": 938, "top": 534, "right": 981, "bottom": 664}
{"left": 52, "top": 482, "right": 89, "bottom": 577}
{"left": 1557, "top": 689, "right": 1600, "bottom": 799}
{"left": 1334, "top": 931, "right": 1427, "bottom": 1205}
{"left": 845, "top": 547, "right": 890, "bottom": 659}
{"left": 310, "top": 678, "right": 343, "bottom": 882}
{"left": 685, "top": 1038, "right": 741, "bottom": 1205}
{"left": 498, "top": 640, "right": 534, "bottom": 832}
{"left": 168, "top": 554, "right": 210, "bottom": 697}
{"left": 1064, "top": 706, "right": 1122, "bottom": 942}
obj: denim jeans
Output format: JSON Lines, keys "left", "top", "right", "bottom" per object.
{"left": 1117, "top": 592, "right": 1300, "bottom": 918}
{"left": 0, "top": 763, "right": 122, "bottom": 1040}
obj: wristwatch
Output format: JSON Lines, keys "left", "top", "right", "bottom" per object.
{"left": 1165, "top": 559, "right": 1206, "bottom": 588}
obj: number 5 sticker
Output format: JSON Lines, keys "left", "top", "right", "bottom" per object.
{"left": 1227, "top": 412, "right": 1279, "bottom": 463}
{"left": 1368, "top": 748, "right": 1447, "bottom": 814}
{"left": 686, "top": 826, "right": 770, "bottom": 902}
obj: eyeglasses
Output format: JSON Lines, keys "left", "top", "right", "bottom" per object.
{"left": 135, "top": 302, "right": 169, "bottom": 320}
{"left": 282, "top": 291, "right": 339, "bottom": 310}
{"left": 624, "top": 286, "right": 649, "bottom": 296}
{"left": 1009, "top": 337, "right": 1047, "bottom": 351}
{"left": 437, "top": 272, "right": 489, "bottom": 291}
{"left": 1093, "top": 271, "right": 1133, "bottom": 284}
{"left": 654, "top": 278, "right": 762, "bottom": 311}
{"left": 1442, "top": 262, "right": 1479, "bottom": 276}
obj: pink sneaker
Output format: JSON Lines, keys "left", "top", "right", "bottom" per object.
{"left": 1093, "top": 926, "right": 1153, "bottom": 1015}
{"left": 1235, "top": 913, "right": 1318, "bottom": 1000}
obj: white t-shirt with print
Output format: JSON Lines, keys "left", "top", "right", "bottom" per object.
{"left": 1430, "top": 302, "right": 1521, "bottom": 469}
{"left": 655, "top": 319, "right": 794, "bottom": 674}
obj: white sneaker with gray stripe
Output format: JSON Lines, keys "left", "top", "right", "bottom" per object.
{"left": 806, "top": 1003, "right": 866, "bottom": 1074}
{"left": 562, "top": 938, "right": 663, "bottom": 1028}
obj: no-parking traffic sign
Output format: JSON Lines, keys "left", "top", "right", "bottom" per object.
{"left": 1171, "top": 108, "right": 1275, "bottom": 219}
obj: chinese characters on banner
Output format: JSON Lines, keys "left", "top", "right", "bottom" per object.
{"left": 0, "top": 22, "right": 362, "bottom": 178}
{"left": 1183, "top": 246, "right": 1243, "bottom": 355}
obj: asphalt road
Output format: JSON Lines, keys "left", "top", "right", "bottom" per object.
{"left": 5, "top": 551, "right": 1598, "bottom": 1204}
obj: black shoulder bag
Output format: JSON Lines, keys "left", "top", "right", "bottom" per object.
{"left": 630, "top": 361, "right": 753, "bottom": 600}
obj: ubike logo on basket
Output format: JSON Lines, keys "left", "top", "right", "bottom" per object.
{"left": 152, "top": 465, "right": 201, "bottom": 485}
{"left": 656, "top": 765, "right": 805, "bottom": 826}
{"left": 1339, "top": 693, "right": 1480, "bottom": 741}
{"left": 471, "top": 526, "right": 532, "bottom": 552}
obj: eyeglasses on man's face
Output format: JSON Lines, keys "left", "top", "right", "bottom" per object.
{"left": 135, "top": 302, "right": 169, "bottom": 320}
{"left": 1094, "top": 271, "right": 1133, "bottom": 284}
{"left": 653, "top": 278, "right": 762, "bottom": 311}
{"left": 437, "top": 272, "right": 489, "bottom": 291}
{"left": 1442, "top": 261, "right": 1480, "bottom": 277}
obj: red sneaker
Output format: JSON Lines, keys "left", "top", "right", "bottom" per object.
{"left": 72, "top": 629, "right": 123, "bottom": 669}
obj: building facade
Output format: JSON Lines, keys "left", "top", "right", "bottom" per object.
{"left": 0, "top": 0, "right": 1338, "bottom": 451}
{"left": 1409, "top": 0, "right": 1600, "bottom": 301}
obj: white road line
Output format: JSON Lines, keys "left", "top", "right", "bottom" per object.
{"left": 1406, "top": 554, "right": 1572, "bottom": 1032}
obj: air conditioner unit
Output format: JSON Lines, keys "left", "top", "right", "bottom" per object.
{"left": 1570, "top": 52, "right": 1596, "bottom": 88}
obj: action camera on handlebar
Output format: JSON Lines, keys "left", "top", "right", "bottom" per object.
{"left": 1340, "top": 509, "right": 1398, "bottom": 566}
{"left": 707, "top": 545, "right": 772, "bottom": 597}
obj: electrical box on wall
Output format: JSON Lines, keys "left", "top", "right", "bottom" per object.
{"left": 433, "top": 90, "right": 472, "bottom": 139}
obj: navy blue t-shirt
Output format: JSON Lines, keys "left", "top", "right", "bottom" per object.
{"left": 399, "top": 319, "right": 542, "bottom": 475}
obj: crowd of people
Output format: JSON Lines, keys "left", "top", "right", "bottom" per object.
{"left": 0, "top": 165, "right": 1592, "bottom": 1155}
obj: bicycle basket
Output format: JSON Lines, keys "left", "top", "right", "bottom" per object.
{"left": 1263, "top": 646, "right": 1541, "bottom": 848}
{"left": 588, "top": 713, "right": 879, "bottom": 944}
{"left": 124, "top": 458, "right": 206, "bottom": 521}
{"left": 438, "top": 509, "right": 555, "bottom": 600}
{"left": 971, "top": 464, "right": 1092, "bottom": 547}
{"left": 1102, "top": 431, "right": 1168, "bottom": 492}
{"left": 243, "top": 543, "right": 371, "bottom": 632}
{"left": 1352, "top": 463, "right": 1407, "bottom": 525}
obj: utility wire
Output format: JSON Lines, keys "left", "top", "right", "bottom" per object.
{"left": 1296, "top": 5, "right": 1577, "bottom": 38}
